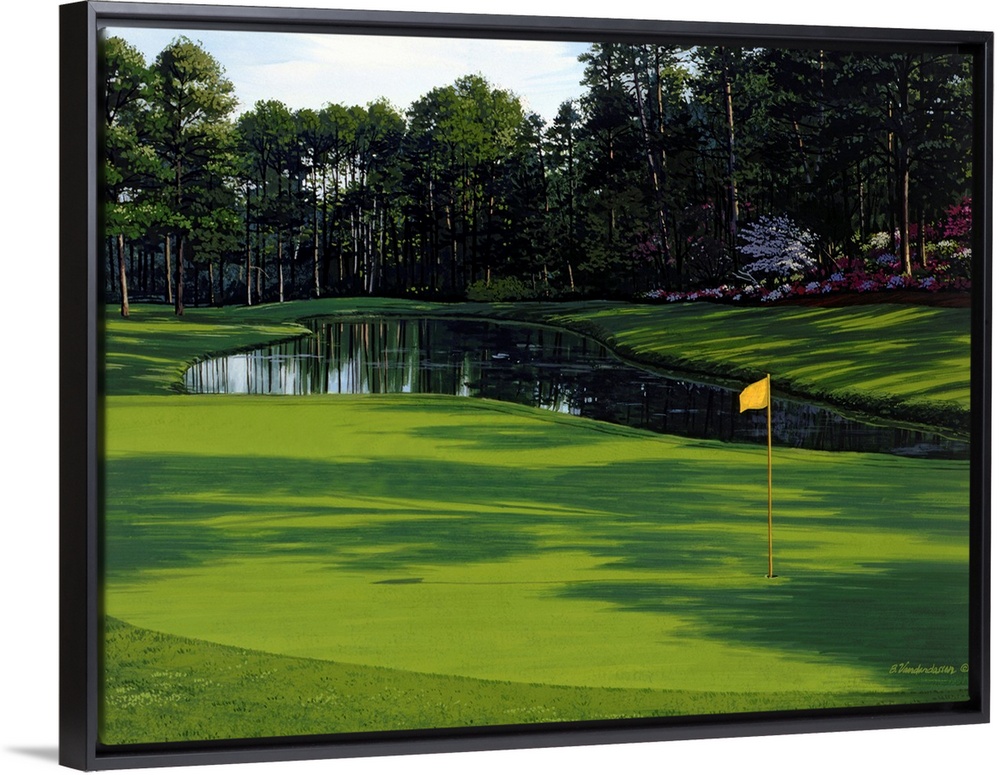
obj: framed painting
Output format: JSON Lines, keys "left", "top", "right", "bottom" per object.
{"left": 60, "top": 1, "right": 991, "bottom": 770}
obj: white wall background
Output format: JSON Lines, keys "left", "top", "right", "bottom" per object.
{"left": 2, "top": 2, "right": 994, "bottom": 773}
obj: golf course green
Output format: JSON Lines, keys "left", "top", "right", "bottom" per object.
{"left": 100, "top": 298, "right": 971, "bottom": 745}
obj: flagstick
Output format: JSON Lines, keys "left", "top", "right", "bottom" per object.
{"left": 766, "top": 373, "right": 774, "bottom": 578}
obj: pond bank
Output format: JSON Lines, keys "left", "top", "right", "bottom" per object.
{"left": 104, "top": 297, "right": 971, "bottom": 436}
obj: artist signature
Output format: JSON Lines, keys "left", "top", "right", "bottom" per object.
{"left": 889, "top": 662, "right": 968, "bottom": 675}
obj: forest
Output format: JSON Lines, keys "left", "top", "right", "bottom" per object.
{"left": 103, "top": 35, "right": 974, "bottom": 315}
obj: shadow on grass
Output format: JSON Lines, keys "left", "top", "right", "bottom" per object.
{"left": 105, "top": 453, "right": 773, "bottom": 580}
{"left": 555, "top": 560, "right": 968, "bottom": 679}
{"left": 105, "top": 452, "right": 967, "bottom": 615}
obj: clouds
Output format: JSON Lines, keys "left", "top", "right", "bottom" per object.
{"left": 105, "top": 26, "right": 589, "bottom": 121}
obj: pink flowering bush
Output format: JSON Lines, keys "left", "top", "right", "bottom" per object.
{"left": 943, "top": 197, "right": 972, "bottom": 242}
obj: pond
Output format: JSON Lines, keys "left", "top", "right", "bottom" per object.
{"left": 183, "top": 317, "right": 968, "bottom": 459}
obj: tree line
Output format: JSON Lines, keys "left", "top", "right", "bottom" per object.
{"left": 104, "top": 35, "right": 973, "bottom": 316}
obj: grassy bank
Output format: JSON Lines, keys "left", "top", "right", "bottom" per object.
{"left": 103, "top": 616, "right": 963, "bottom": 744}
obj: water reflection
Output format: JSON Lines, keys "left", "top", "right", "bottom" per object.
{"left": 183, "top": 318, "right": 968, "bottom": 459}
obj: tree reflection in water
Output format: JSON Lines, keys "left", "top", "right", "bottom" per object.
{"left": 183, "top": 317, "right": 968, "bottom": 459}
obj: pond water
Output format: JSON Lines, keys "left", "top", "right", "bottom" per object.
{"left": 183, "top": 317, "right": 967, "bottom": 459}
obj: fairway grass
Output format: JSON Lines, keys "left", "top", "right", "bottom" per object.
{"left": 100, "top": 299, "right": 972, "bottom": 744}
{"left": 102, "top": 392, "right": 970, "bottom": 743}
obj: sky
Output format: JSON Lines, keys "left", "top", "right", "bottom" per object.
{"left": 104, "top": 26, "right": 591, "bottom": 123}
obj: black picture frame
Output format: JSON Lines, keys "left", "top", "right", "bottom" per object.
{"left": 60, "top": 1, "right": 991, "bottom": 770}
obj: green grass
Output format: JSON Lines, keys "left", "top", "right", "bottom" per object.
{"left": 102, "top": 392, "right": 970, "bottom": 743}
{"left": 497, "top": 300, "right": 971, "bottom": 432}
{"left": 100, "top": 299, "right": 972, "bottom": 745}
{"left": 102, "top": 616, "right": 962, "bottom": 744}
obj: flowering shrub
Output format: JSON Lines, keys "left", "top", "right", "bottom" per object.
{"left": 931, "top": 240, "right": 966, "bottom": 261}
{"left": 644, "top": 201, "right": 973, "bottom": 305}
{"left": 644, "top": 250, "right": 971, "bottom": 305}
{"left": 736, "top": 215, "right": 818, "bottom": 282}
{"left": 862, "top": 231, "right": 893, "bottom": 254}
{"left": 943, "top": 198, "right": 972, "bottom": 242}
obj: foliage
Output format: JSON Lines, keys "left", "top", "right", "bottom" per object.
{"left": 466, "top": 276, "right": 539, "bottom": 302}
{"left": 102, "top": 38, "right": 974, "bottom": 305}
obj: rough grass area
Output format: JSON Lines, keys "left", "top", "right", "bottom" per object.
{"left": 102, "top": 617, "right": 963, "bottom": 745}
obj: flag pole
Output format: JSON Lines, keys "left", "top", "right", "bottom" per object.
{"left": 766, "top": 373, "right": 774, "bottom": 578}
{"left": 738, "top": 373, "right": 776, "bottom": 579}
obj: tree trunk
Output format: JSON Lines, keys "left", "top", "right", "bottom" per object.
{"left": 278, "top": 233, "right": 285, "bottom": 303}
{"left": 174, "top": 236, "right": 185, "bottom": 316}
{"left": 164, "top": 235, "right": 174, "bottom": 305}
{"left": 313, "top": 169, "right": 321, "bottom": 298}
{"left": 245, "top": 190, "right": 253, "bottom": 306}
{"left": 899, "top": 63, "right": 912, "bottom": 277}
{"left": 631, "top": 51, "right": 671, "bottom": 282}
{"left": 257, "top": 234, "right": 265, "bottom": 302}
{"left": 900, "top": 164, "right": 911, "bottom": 275}
{"left": 117, "top": 233, "right": 130, "bottom": 318}
{"left": 722, "top": 48, "right": 740, "bottom": 259}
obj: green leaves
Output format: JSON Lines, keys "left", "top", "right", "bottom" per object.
{"left": 100, "top": 35, "right": 973, "bottom": 305}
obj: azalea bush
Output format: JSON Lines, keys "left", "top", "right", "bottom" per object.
{"left": 644, "top": 256, "right": 971, "bottom": 304}
{"left": 943, "top": 197, "right": 972, "bottom": 242}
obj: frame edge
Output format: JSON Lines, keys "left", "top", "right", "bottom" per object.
{"left": 62, "top": 2, "right": 993, "bottom": 769}
{"left": 60, "top": 1, "right": 100, "bottom": 771}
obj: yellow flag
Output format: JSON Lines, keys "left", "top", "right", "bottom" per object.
{"left": 739, "top": 375, "right": 770, "bottom": 413}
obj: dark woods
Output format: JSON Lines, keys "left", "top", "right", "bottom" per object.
{"left": 103, "top": 36, "right": 973, "bottom": 315}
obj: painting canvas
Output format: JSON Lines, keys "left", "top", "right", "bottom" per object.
{"left": 60, "top": 1, "right": 988, "bottom": 767}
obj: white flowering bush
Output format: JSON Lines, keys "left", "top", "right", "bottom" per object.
{"left": 862, "top": 231, "right": 893, "bottom": 254}
{"left": 737, "top": 215, "right": 818, "bottom": 283}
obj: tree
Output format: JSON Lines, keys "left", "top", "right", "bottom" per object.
{"left": 187, "top": 129, "right": 242, "bottom": 305}
{"left": 149, "top": 37, "right": 237, "bottom": 314}
{"left": 345, "top": 100, "right": 405, "bottom": 294}
{"left": 237, "top": 101, "right": 296, "bottom": 304}
{"left": 405, "top": 75, "right": 525, "bottom": 294}
{"left": 544, "top": 100, "right": 583, "bottom": 291}
{"left": 103, "top": 36, "right": 154, "bottom": 317}
{"left": 576, "top": 43, "right": 651, "bottom": 294}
